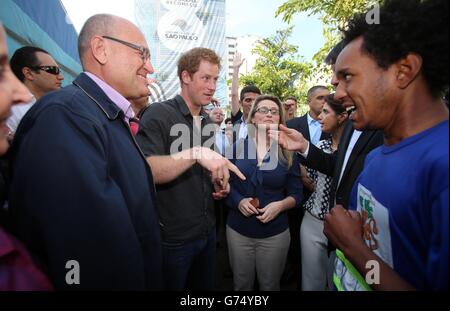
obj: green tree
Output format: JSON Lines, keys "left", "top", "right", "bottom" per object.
{"left": 275, "top": 0, "right": 384, "bottom": 95}
{"left": 276, "top": 0, "right": 381, "bottom": 26}
{"left": 240, "top": 27, "right": 312, "bottom": 107}
{"left": 279, "top": 0, "right": 384, "bottom": 56}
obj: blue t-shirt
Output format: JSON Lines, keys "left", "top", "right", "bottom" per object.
{"left": 345, "top": 120, "right": 448, "bottom": 290}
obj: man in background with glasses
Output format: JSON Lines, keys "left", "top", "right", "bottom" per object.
{"left": 7, "top": 46, "right": 64, "bottom": 135}
{"left": 283, "top": 96, "right": 298, "bottom": 122}
{"left": 8, "top": 14, "right": 163, "bottom": 290}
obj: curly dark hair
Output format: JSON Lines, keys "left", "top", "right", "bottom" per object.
{"left": 324, "top": 40, "right": 345, "bottom": 66}
{"left": 342, "top": 0, "right": 449, "bottom": 98}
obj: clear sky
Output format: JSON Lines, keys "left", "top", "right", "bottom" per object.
{"left": 61, "top": 0, "right": 135, "bottom": 32}
{"left": 61, "top": 0, "right": 324, "bottom": 61}
{"left": 226, "top": 0, "right": 325, "bottom": 61}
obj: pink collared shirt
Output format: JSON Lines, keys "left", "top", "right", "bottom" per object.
{"left": 85, "top": 72, "right": 135, "bottom": 122}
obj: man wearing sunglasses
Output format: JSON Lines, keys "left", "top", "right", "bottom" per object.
{"left": 7, "top": 46, "right": 64, "bottom": 134}
{"left": 8, "top": 14, "right": 163, "bottom": 290}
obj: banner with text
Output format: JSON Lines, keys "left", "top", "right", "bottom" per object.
{"left": 135, "top": 0, "right": 227, "bottom": 106}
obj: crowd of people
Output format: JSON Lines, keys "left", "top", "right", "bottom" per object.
{"left": 0, "top": 0, "right": 448, "bottom": 291}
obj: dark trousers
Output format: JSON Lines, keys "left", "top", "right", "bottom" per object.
{"left": 162, "top": 231, "right": 216, "bottom": 290}
{"left": 283, "top": 207, "right": 303, "bottom": 288}
{"left": 283, "top": 188, "right": 310, "bottom": 289}
{"left": 215, "top": 200, "right": 228, "bottom": 244}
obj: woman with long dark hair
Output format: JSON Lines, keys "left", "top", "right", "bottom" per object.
{"left": 300, "top": 94, "right": 348, "bottom": 291}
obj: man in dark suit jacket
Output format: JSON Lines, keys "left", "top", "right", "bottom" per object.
{"left": 280, "top": 44, "right": 383, "bottom": 289}
{"left": 278, "top": 105, "right": 383, "bottom": 290}
{"left": 283, "top": 85, "right": 330, "bottom": 288}
{"left": 295, "top": 41, "right": 384, "bottom": 210}
{"left": 304, "top": 121, "right": 383, "bottom": 209}
{"left": 287, "top": 86, "right": 331, "bottom": 146}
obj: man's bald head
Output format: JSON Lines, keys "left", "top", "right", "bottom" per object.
{"left": 78, "top": 14, "right": 142, "bottom": 68}
{"left": 78, "top": 14, "right": 114, "bottom": 65}
{"left": 76, "top": 14, "right": 153, "bottom": 100}
{"left": 209, "top": 107, "right": 225, "bottom": 126}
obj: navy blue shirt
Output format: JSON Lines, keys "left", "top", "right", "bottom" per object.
{"left": 226, "top": 138, "right": 302, "bottom": 238}
{"left": 344, "top": 121, "right": 449, "bottom": 290}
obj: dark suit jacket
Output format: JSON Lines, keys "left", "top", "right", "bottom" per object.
{"left": 305, "top": 121, "right": 384, "bottom": 209}
{"left": 287, "top": 114, "right": 330, "bottom": 201}
{"left": 8, "top": 73, "right": 163, "bottom": 290}
{"left": 287, "top": 114, "right": 330, "bottom": 143}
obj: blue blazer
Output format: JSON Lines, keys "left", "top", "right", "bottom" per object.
{"left": 8, "top": 73, "right": 163, "bottom": 290}
{"left": 226, "top": 138, "right": 303, "bottom": 239}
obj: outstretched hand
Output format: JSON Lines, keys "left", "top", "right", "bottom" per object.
{"left": 195, "top": 147, "right": 246, "bottom": 194}
{"left": 269, "top": 124, "right": 309, "bottom": 152}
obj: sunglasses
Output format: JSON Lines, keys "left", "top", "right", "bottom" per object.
{"left": 102, "top": 36, "right": 150, "bottom": 64}
{"left": 31, "top": 66, "right": 61, "bottom": 75}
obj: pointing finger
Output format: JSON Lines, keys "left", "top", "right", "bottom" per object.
{"left": 227, "top": 160, "right": 246, "bottom": 180}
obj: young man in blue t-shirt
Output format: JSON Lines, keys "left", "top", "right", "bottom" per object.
{"left": 274, "top": 0, "right": 448, "bottom": 290}
{"left": 323, "top": 0, "right": 449, "bottom": 290}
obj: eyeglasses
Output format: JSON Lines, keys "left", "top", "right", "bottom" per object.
{"left": 31, "top": 66, "right": 61, "bottom": 75}
{"left": 255, "top": 107, "right": 280, "bottom": 116}
{"left": 102, "top": 35, "right": 150, "bottom": 64}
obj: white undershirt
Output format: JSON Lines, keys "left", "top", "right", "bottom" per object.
{"left": 337, "top": 130, "right": 362, "bottom": 188}
{"left": 238, "top": 117, "right": 248, "bottom": 139}
{"left": 6, "top": 95, "right": 36, "bottom": 133}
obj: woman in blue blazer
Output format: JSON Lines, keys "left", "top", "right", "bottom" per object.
{"left": 226, "top": 95, "right": 302, "bottom": 291}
